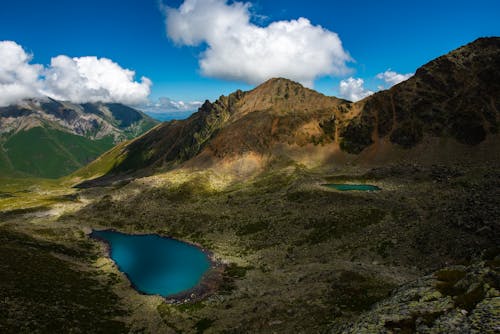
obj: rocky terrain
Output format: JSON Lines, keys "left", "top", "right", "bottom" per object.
{"left": 0, "top": 38, "right": 498, "bottom": 333}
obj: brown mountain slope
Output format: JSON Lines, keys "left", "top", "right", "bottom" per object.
{"left": 341, "top": 37, "right": 500, "bottom": 153}
{"left": 75, "top": 37, "right": 500, "bottom": 185}
{"left": 74, "top": 78, "right": 348, "bottom": 184}
{"left": 204, "top": 78, "right": 348, "bottom": 158}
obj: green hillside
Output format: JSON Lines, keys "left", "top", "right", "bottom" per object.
{"left": 0, "top": 100, "right": 158, "bottom": 179}
{"left": 1, "top": 127, "right": 115, "bottom": 178}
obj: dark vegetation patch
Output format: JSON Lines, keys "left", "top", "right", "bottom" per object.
{"left": 237, "top": 220, "right": 269, "bottom": 236}
{"left": 175, "top": 301, "right": 206, "bottom": 313}
{"left": 390, "top": 119, "right": 424, "bottom": 148}
{"left": 252, "top": 170, "right": 295, "bottom": 193}
{"left": 82, "top": 102, "right": 105, "bottom": 118}
{"left": 300, "top": 208, "right": 386, "bottom": 245}
{"left": 0, "top": 205, "right": 52, "bottom": 221}
{"left": 329, "top": 271, "right": 396, "bottom": 314}
{"left": 195, "top": 318, "right": 215, "bottom": 334}
{"left": 219, "top": 263, "right": 252, "bottom": 294}
{"left": 319, "top": 117, "right": 336, "bottom": 140}
{"left": 0, "top": 228, "right": 127, "bottom": 333}
{"left": 106, "top": 103, "right": 144, "bottom": 128}
{"left": 0, "top": 192, "right": 14, "bottom": 198}
{"left": 162, "top": 179, "right": 215, "bottom": 202}
{"left": 449, "top": 109, "right": 487, "bottom": 145}
{"left": 0, "top": 106, "right": 33, "bottom": 118}
{"left": 339, "top": 117, "right": 374, "bottom": 154}
{"left": 361, "top": 164, "right": 466, "bottom": 182}
{"left": 434, "top": 268, "right": 467, "bottom": 295}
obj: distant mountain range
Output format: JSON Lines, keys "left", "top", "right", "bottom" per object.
{"left": 74, "top": 37, "right": 500, "bottom": 186}
{"left": 143, "top": 110, "right": 195, "bottom": 122}
{"left": 0, "top": 99, "right": 158, "bottom": 178}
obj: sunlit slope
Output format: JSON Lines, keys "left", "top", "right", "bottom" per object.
{"left": 77, "top": 37, "right": 500, "bottom": 185}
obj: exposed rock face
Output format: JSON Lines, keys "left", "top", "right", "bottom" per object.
{"left": 339, "top": 259, "right": 500, "bottom": 333}
{"left": 79, "top": 38, "right": 500, "bottom": 182}
{"left": 341, "top": 37, "right": 500, "bottom": 153}
{"left": 0, "top": 98, "right": 157, "bottom": 141}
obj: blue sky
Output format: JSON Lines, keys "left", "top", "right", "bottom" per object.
{"left": 1, "top": 0, "right": 499, "bottom": 107}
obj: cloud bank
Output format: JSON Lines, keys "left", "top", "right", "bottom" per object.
{"left": 0, "top": 41, "right": 43, "bottom": 106}
{"left": 140, "top": 97, "right": 202, "bottom": 113}
{"left": 165, "top": 0, "right": 352, "bottom": 87}
{"left": 0, "top": 41, "right": 151, "bottom": 107}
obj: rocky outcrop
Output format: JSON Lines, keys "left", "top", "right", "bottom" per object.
{"left": 339, "top": 258, "right": 500, "bottom": 333}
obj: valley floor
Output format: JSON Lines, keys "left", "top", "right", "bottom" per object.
{"left": 0, "top": 163, "right": 498, "bottom": 333}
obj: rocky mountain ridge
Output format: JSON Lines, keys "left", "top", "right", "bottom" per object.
{"left": 75, "top": 37, "right": 500, "bottom": 185}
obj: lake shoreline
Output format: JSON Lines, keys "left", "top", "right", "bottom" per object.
{"left": 89, "top": 228, "right": 225, "bottom": 304}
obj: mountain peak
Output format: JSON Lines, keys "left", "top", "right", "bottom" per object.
{"left": 251, "top": 77, "right": 312, "bottom": 99}
{"left": 339, "top": 36, "right": 500, "bottom": 153}
{"left": 231, "top": 77, "right": 345, "bottom": 117}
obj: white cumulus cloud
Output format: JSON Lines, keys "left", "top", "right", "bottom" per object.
{"left": 0, "top": 41, "right": 43, "bottom": 107}
{"left": 339, "top": 77, "right": 374, "bottom": 102}
{"left": 376, "top": 69, "right": 413, "bottom": 87}
{"left": 42, "top": 56, "right": 151, "bottom": 105}
{"left": 165, "top": 0, "right": 352, "bottom": 87}
{"left": 0, "top": 40, "right": 152, "bottom": 107}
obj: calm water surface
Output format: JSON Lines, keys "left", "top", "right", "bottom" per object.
{"left": 91, "top": 230, "right": 210, "bottom": 297}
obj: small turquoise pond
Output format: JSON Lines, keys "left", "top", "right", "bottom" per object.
{"left": 322, "top": 184, "right": 381, "bottom": 191}
{"left": 91, "top": 230, "right": 210, "bottom": 297}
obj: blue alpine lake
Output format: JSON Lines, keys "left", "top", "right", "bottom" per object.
{"left": 322, "top": 184, "right": 381, "bottom": 191}
{"left": 90, "top": 230, "right": 210, "bottom": 297}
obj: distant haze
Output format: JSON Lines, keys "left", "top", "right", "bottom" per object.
{"left": 144, "top": 110, "right": 195, "bottom": 122}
